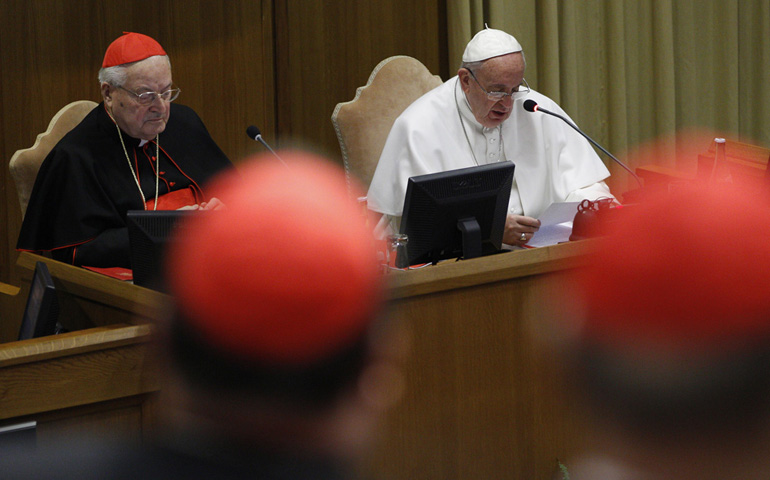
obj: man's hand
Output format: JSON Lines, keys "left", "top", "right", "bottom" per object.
{"left": 199, "top": 197, "right": 225, "bottom": 211}
{"left": 176, "top": 197, "right": 226, "bottom": 211}
{"left": 503, "top": 214, "right": 541, "bottom": 246}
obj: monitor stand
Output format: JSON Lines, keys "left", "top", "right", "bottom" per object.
{"left": 457, "top": 217, "right": 482, "bottom": 260}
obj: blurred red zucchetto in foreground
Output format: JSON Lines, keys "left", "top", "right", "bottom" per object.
{"left": 578, "top": 184, "right": 770, "bottom": 354}
{"left": 102, "top": 32, "right": 167, "bottom": 68}
{"left": 166, "top": 152, "right": 384, "bottom": 367}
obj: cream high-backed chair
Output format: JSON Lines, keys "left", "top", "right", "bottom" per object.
{"left": 331, "top": 56, "right": 442, "bottom": 193}
{"left": 10, "top": 100, "right": 98, "bottom": 218}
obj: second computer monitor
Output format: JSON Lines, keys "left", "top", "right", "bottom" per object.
{"left": 398, "top": 161, "right": 514, "bottom": 267}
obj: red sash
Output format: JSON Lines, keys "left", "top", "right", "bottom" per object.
{"left": 144, "top": 187, "right": 200, "bottom": 211}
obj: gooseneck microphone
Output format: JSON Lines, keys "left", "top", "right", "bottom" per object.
{"left": 523, "top": 99, "right": 641, "bottom": 187}
{"left": 246, "top": 125, "right": 288, "bottom": 168}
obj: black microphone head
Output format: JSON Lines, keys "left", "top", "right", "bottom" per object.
{"left": 246, "top": 125, "right": 261, "bottom": 139}
{"left": 523, "top": 100, "right": 538, "bottom": 112}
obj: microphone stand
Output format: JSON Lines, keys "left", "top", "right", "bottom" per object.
{"left": 246, "top": 126, "right": 289, "bottom": 169}
{"left": 531, "top": 104, "right": 642, "bottom": 188}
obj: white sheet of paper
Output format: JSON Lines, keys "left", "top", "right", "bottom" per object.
{"left": 527, "top": 202, "right": 580, "bottom": 248}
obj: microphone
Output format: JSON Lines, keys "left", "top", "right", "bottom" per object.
{"left": 246, "top": 125, "right": 288, "bottom": 168}
{"left": 523, "top": 100, "right": 641, "bottom": 187}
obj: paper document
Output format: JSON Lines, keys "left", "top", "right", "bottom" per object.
{"left": 527, "top": 202, "right": 579, "bottom": 248}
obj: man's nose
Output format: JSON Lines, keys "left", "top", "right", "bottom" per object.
{"left": 149, "top": 95, "right": 167, "bottom": 110}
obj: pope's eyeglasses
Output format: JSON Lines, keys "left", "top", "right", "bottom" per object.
{"left": 466, "top": 69, "right": 529, "bottom": 102}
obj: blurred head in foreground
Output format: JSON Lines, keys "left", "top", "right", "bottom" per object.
{"left": 563, "top": 184, "right": 770, "bottom": 478}
{"left": 159, "top": 151, "right": 402, "bottom": 472}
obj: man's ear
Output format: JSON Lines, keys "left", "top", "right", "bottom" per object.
{"left": 457, "top": 68, "right": 472, "bottom": 92}
{"left": 101, "top": 83, "right": 114, "bottom": 106}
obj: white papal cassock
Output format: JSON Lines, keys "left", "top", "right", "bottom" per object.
{"left": 367, "top": 77, "right": 614, "bottom": 220}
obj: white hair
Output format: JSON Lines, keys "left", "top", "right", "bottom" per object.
{"left": 460, "top": 51, "right": 527, "bottom": 72}
{"left": 97, "top": 55, "right": 171, "bottom": 86}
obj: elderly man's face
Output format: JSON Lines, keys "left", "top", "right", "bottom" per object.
{"left": 458, "top": 52, "right": 526, "bottom": 129}
{"left": 102, "top": 55, "right": 172, "bottom": 140}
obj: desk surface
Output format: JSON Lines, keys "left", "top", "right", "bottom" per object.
{"left": 387, "top": 240, "right": 595, "bottom": 299}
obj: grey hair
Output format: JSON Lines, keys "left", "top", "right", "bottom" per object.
{"left": 460, "top": 51, "right": 527, "bottom": 72}
{"left": 97, "top": 55, "right": 171, "bottom": 86}
{"left": 460, "top": 59, "right": 486, "bottom": 72}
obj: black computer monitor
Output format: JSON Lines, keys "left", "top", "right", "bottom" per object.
{"left": 127, "top": 210, "right": 193, "bottom": 291}
{"left": 18, "top": 261, "right": 60, "bottom": 340}
{"left": 397, "top": 161, "right": 514, "bottom": 267}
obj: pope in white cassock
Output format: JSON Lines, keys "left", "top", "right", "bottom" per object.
{"left": 366, "top": 27, "right": 615, "bottom": 247}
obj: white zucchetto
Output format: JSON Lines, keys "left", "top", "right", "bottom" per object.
{"left": 462, "top": 27, "right": 523, "bottom": 62}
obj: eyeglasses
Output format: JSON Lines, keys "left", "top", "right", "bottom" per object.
{"left": 118, "top": 86, "right": 181, "bottom": 106}
{"left": 467, "top": 69, "right": 529, "bottom": 101}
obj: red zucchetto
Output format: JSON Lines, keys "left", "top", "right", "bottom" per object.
{"left": 166, "top": 152, "right": 385, "bottom": 367}
{"left": 577, "top": 184, "right": 770, "bottom": 354}
{"left": 102, "top": 32, "right": 167, "bottom": 68}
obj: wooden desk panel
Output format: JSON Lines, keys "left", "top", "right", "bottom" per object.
{"left": 0, "top": 324, "right": 155, "bottom": 418}
{"left": 0, "top": 323, "right": 158, "bottom": 444}
{"left": 366, "top": 243, "right": 594, "bottom": 479}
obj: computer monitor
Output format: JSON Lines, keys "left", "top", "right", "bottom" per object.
{"left": 397, "top": 161, "right": 515, "bottom": 267}
{"left": 18, "top": 261, "right": 60, "bottom": 340}
{"left": 127, "top": 210, "right": 193, "bottom": 291}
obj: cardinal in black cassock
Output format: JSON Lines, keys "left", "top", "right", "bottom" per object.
{"left": 17, "top": 32, "right": 233, "bottom": 268}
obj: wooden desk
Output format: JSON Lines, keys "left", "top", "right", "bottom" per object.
{"left": 0, "top": 323, "right": 158, "bottom": 446}
{"left": 0, "top": 254, "right": 167, "bottom": 445}
{"left": 636, "top": 139, "right": 769, "bottom": 193}
{"left": 15, "top": 252, "right": 167, "bottom": 334}
{"left": 6, "top": 245, "right": 592, "bottom": 478}
{"left": 365, "top": 241, "right": 594, "bottom": 480}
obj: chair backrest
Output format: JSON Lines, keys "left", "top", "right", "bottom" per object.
{"left": 9, "top": 100, "right": 98, "bottom": 218}
{"left": 331, "top": 56, "right": 442, "bottom": 192}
